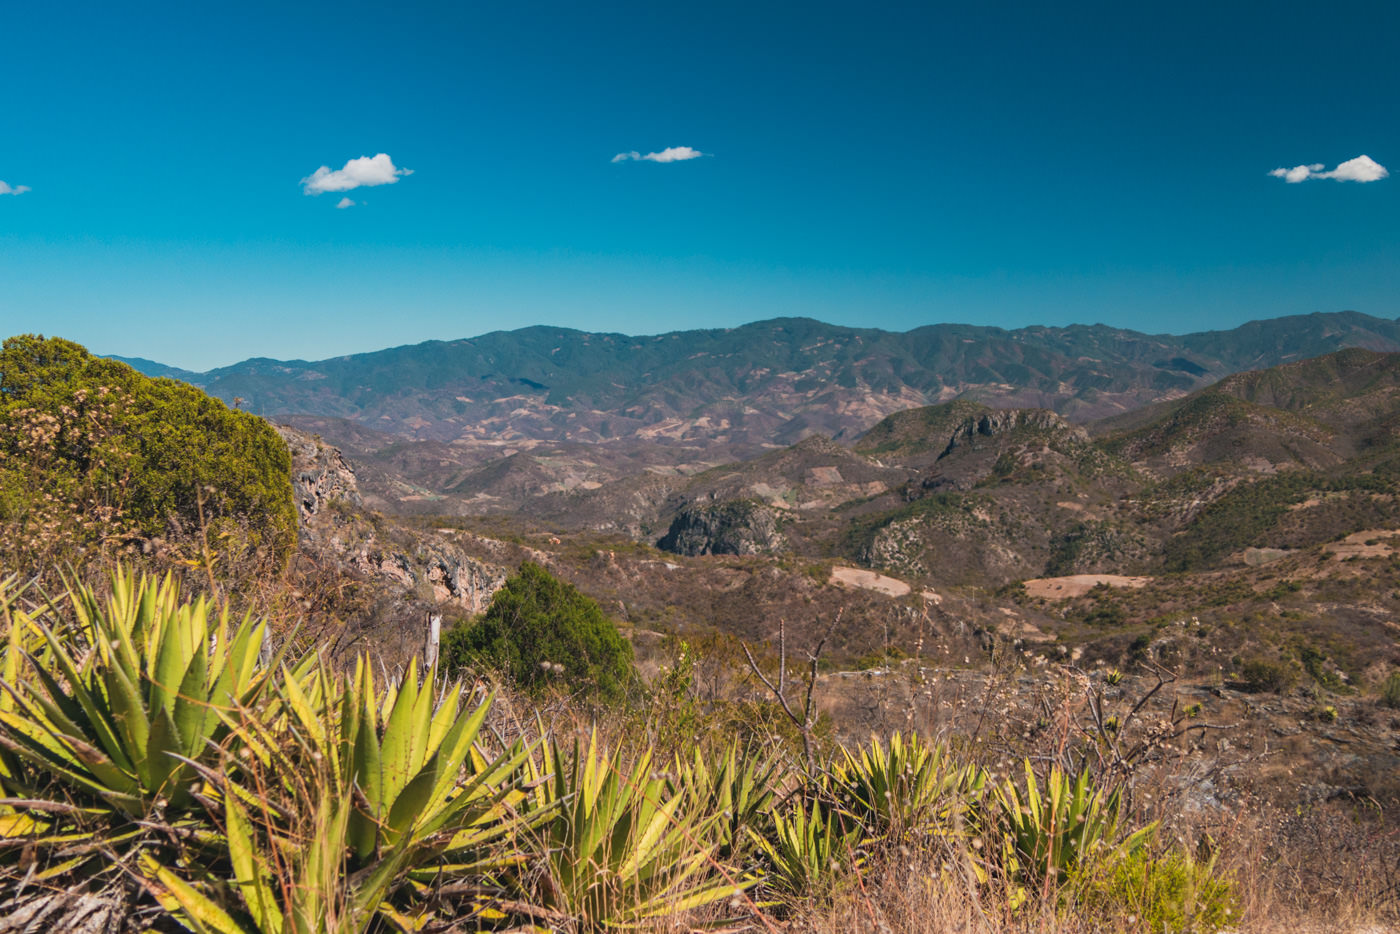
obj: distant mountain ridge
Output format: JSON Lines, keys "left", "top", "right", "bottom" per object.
{"left": 113, "top": 311, "right": 1400, "bottom": 450}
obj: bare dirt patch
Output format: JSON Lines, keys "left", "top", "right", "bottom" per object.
{"left": 1323, "top": 529, "right": 1400, "bottom": 560}
{"left": 830, "top": 565, "right": 911, "bottom": 597}
{"left": 1023, "top": 573, "right": 1152, "bottom": 599}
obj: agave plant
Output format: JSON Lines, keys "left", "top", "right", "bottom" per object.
{"left": 0, "top": 577, "right": 51, "bottom": 840}
{"left": 992, "top": 759, "right": 1156, "bottom": 894}
{"left": 517, "top": 730, "right": 739, "bottom": 930}
{"left": 748, "top": 794, "right": 863, "bottom": 909}
{"left": 831, "top": 732, "right": 986, "bottom": 844}
{"left": 144, "top": 656, "right": 544, "bottom": 933}
{"left": 670, "top": 740, "right": 777, "bottom": 864}
{"left": 0, "top": 570, "right": 281, "bottom": 818}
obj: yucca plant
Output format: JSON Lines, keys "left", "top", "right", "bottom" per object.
{"left": 831, "top": 732, "right": 986, "bottom": 845}
{"left": 992, "top": 760, "right": 1156, "bottom": 897}
{"left": 0, "top": 569, "right": 281, "bottom": 819}
{"left": 144, "top": 656, "right": 544, "bottom": 933}
{"left": 748, "top": 794, "right": 863, "bottom": 909}
{"left": 516, "top": 730, "right": 740, "bottom": 930}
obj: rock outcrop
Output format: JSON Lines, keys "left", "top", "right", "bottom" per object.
{"left": 278, "top": 425, "right": 506, "bottom": 615}
{"left": 278, "top": 427, "right": 362, "bottom": 528}
{"left": 657, "top": 500, "right": 786, "bottom": 557}
{"left": 939, "top": 409, "right": 1089, "bottom": 459}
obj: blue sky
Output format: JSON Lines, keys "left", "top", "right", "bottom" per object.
{"left": 1, "top": 0, "right": 1396, "bottom": 369}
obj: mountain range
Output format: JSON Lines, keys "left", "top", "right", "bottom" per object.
{"left": 116, "top": 311, "right": 1400, "bottom": 454}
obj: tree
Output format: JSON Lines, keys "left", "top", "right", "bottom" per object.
{"left": 441, "top": 561, "right": 633, "bottom": 702}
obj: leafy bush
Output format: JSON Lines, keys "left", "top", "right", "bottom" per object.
{"left": 0, "top": 334, "right": 296, "bottom": 569}
{"left": 441, "top": 561, "right": 634, "bottom": 702}
{"left": 1072, "top": 846, "right": 1237, "bottom": 933}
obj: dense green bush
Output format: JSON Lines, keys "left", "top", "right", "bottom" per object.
{"left": 0, "top": 334, "right": 296, "bottom": 568}
{"left": 1072, "top": 846, "right": 1237, "bottom": 932}
{"left": 441, "top": 561, "right": 634, "bottom": 701}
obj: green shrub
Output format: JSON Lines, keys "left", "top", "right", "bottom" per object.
{"left": 1381, "top": 670, "right": 1400, "bottom": 709}
{"left": 0, "top": 334, "right": 296, "bottom": 569}
{"left": 1072, "top": 846, "right": 1237, "bottom": 933}
{"left": 1239, "top": 658, "right": 1297, "bottom": 694}
{"left": 441, "top": 561, "right": 634, "bottom": 702}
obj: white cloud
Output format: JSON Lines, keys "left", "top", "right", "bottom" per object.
{"left": 1269, "top": 154, "right": 1388, "bottom": 183}
{"left": 0, "top": 181, "right": 31, "bottom": 195}
{"left": 336, "top": 197, "right": 356, "bottom": 209}
{"left": 612, "top": 146, "right": 706, "bottom": 163}
{"left": 1269, "top": 163, "right": 1324, "bottom": 183}
{"left": 302, "top": 153, "right": 412, "bottom": 195}
{"left": 1325, "top": 154, "right": 1389, "bottom": 182}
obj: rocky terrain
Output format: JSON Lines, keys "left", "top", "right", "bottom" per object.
{"left": 246, "top": 345, "right": 1400, "bottom": 815}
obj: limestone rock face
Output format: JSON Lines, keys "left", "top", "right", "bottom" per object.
{"left": 277, "top": 426, "right": 362, "bottom": 527}
{"left": 940, "top": 409, "right": 1089, "bottom": 458}
{"left": 278, "top": 425, "right": 506, "bottom": 615}
{"left": 657, "top": 500, "right": 786, "bottom": 556}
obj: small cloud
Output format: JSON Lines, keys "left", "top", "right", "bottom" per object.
{"left": 336, "top": 197, "right": 356, "bottom": 209}
{"left": 612, "top": 146, "right": 706, "bottom": 163}
{"left": 1269, "top": 163, "right": 1324, "bottom": 183}
{"left": 302, "top": 153, "right": 412, "bottom": 195}
{"left": 1269, "top": 154, "right": 1388, "bottom": 183}
{"left": 0, "top": 181, "right": 31, "bottom": 196}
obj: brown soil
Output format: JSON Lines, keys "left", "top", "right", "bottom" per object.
{"left": 1022, "top": 573, "right": 1153, "bottom": 599}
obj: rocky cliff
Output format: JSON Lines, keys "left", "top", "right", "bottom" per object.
{"left": 278, "top": 425, "right": 507, "bottom": 616}
{"left": 657, "top": 500, "right": 787, "bottom": 556}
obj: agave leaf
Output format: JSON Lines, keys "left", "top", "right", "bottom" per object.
{"left": 149, "top": 597, "right": 197, "bottom": 717}
{"left": 102, "top": 659, "right": 151, "bottom": 785}
{"left": 171, "top": 645, "right": 211, "bottom": 757}
{"left": 617, "top": 791, "right": 684, "bottom": 879}
{"left": 140, "top": 852, "right": 247, "bottom": 934}
{"left": 144, "top": 704, "right": 185, "bottom": 800}
{"left": 32, "top": 623, "right": 130, "bottom": 771}
{"left": 225, "top": 793, "right": 283, "bottom": 934}
{"left": 385, "top": 766, "right": 439, "bottom": 838}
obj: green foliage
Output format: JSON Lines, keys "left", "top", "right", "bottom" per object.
{"left": 0, "top": 569, "right": 278, "bottom": 819}
{"left": 518, "top": 731, "right": 740, "bottom": 930}
{"left": 1160, "top": 464, "right": 1395, "bottom": 572}
{"left": 831, "top": 732, "right": 986, "bottom": 845}
{"left": 992, "top": 761, "right": 1156, "bottom": 897}
{"left": 1381, "top": 670, "right": 1400, "bottom": 709}
{"left": 1239, "top": 657, "right": 1297, "bottom": 694}
{"left": 0, "top": 334, "right": 296, "bottom": 569}
{"left": 441, "top": 561, "right": 634, "bottom": 702}
{"left": 1071, "top": 846, "right": 1237, "bottom": 933}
